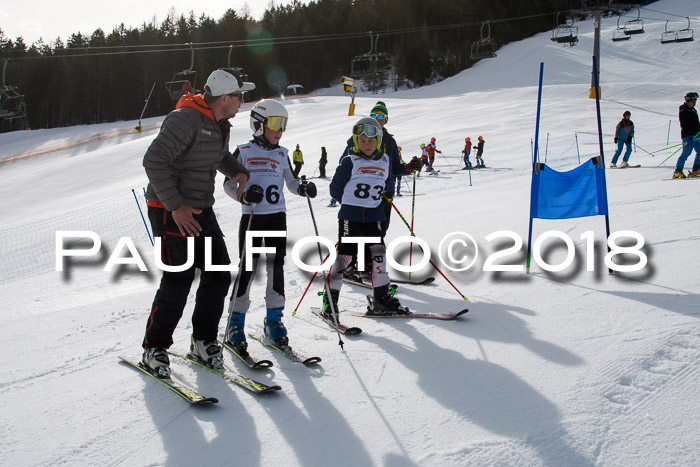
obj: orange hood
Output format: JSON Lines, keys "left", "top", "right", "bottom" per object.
{"left": 175, "top": 93, "right": 216, "bottom": 122}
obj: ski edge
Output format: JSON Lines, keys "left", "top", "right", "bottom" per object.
{"left": 168, "top": 351, "right": 281, "bottom": 394}
{"left": 347, "top": 308, "right": 469, "bottom": 320}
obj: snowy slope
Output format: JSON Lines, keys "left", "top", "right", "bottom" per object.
{"left": 1, "top": 1, "right": 699, "bottom": 465}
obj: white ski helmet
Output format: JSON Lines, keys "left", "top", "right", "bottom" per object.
{"left": 250, "top": 99, "right": 288, "bottom": 137}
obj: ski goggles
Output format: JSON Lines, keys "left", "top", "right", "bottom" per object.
{"left": 264, "top": 116, "right": 288, "bottom": 132}
{"left": 370, "top": 113, "right": 387, "bottom": 120}
{"left": 352, "top": 122, "right": 381, "bottom": 138}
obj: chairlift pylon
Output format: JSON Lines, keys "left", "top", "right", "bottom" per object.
{"left": 350, "top": 32, "right": 394, "bottom": 78}
{"left": 470, "top": 21, "right": 497, "bottom": 60}
{"left": 165, "top": 43, "right": 197, "bottom": 101}
{"left": 551, "top": 12, "right": 579, "bottom": 46}
{"left": 622, "top": 6, "right": 644, "bottom": 36}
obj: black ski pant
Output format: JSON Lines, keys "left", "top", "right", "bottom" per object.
{"left": 230, "top": 212, "right": 287, "bottom": 313}
{"left": 143, "top": 206, "right": 231, "bottom": 349}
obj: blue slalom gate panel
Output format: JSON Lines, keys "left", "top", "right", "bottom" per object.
{"left": 530, "top": 158, "right": 609, "bottom": 220}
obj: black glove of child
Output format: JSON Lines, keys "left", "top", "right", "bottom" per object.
{"left": 298, "top": 179, "right": 317, "bottom": 198}
{"left": 614, "top": 138, "right": 618, "bottom": 144}
{"left": 241, "top": 184, "right": 264, "bottom": 205}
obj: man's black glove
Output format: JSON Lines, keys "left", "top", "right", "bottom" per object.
{"left": 241, "top": 184, "right": 264, "bottom": 205}
{"left": 614, "top": 138, "right": 618, "bottom": 144}
{"left": 625, "top": 137, "right": 632, "bottom": 143}
{"left": 408, "top": 156, "right": 422, "bottom": 171}
{"left": 298, "top": 179, "right": 317, "bottom": 198}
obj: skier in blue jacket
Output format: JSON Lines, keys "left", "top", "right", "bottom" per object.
{"left": 321, "top": 117, "right": 408, "bottom": 318}
{"left": 610, "top": 111, "right": 635, "bottom": 168}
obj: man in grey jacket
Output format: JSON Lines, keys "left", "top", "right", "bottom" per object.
{"left": 141, "top": 68, "right": 255, "bottom": 377}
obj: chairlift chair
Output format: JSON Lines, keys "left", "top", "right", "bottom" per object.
{"left": 350, "top": 32, "right": 394, "bottom": 77}
{"left": 0, "top": 60, "right": 28, "bottom": 122}
{"left": 660, "top": 20, "right": 677, "bottom": 44}
{"left": 674, "top": 17, "right": 694, "bottom": 43}
{"left": 612, "top": 16, "right": 631, "bottom": 41}
{"left": 550, "top": 12, "right": 579, "bottom": 46}
{"left": 470, "top": 21, "right": 497, "bottom": 59}
{"left": 623, "top": 6, "right": 644, "bottom": 35}
{"left": 165, "top": 43, "right": 197, "bottom": 101}
{"left": 225, "top": 46, "right": 249, "bottom": 83}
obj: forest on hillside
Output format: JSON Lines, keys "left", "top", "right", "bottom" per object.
{"left": 0, "top": 0, "right": 643, "bottom": 132}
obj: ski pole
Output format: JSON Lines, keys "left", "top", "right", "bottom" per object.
{"left": 657, "top": 143, "right": 684, "bottom": 167}
{"left": 224, "top": 203, "right": 256, "bottom": 342}
{"left": 383, "top": 194, "right": 468, "bottom": 300}
{"left": 292, "top": 253, "right": 330, "bottom": 316}
{"left": 634, "top": 143, "right": 656, "bottom": 157}
{"left": 467, "top": 157, "right": 472, "bottom": 186}
{"left": 131, "top": 189, "right": 153, "bottom": 246}
{"left": 667, "top": 120, "right": 671, "bottom": 146}
{"left": 439, "top": 151, "right": 453, "bottom": 170}
{"left": 575, "top": 133, "right": 580, "bottom": 164}
{"left": 409, "top": 170, "right": 417, "bottom": 278}
{"left": 303, "top": 183, "right": 345, "bottom": 350}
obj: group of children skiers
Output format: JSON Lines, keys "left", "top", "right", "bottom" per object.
{"left": 139, "top": 71, "right": 427, "bottom": 377}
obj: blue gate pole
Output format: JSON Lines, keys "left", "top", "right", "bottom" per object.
{"left": 592, "top": 56, "right": 612, "bottom": 274}
{"left": 527, "top": 62, "right": 545, "bottom": 271}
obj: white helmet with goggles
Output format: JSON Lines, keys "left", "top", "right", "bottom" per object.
{"left": 352, "top": 117, "right": 383, "bottom": 151}
{"left": 250, "top": 99, "right": 288, "bottom": 137}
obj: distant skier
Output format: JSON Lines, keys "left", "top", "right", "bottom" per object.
{"left": 426, "top": 137, "right": 441, "bottom": 171}
{"left": 292, "top": 144, "right": 304, "bottom": 177}
{"left": 462, "top": 137, "right": 472, "bottom": 169}
{"left": 319, "top": 146, "right": 328, "bottom": 178}
{"left": 475, "top": 136, "right": 485, "bottom": 168}
{"left": 419, "top": 143, "right": 430, "bottom": 175}
{"left": 674, "top": 92, "right": 700, "bottom": 178}
{"left": 610, "top": 111, "right": 634, "bottom": 168}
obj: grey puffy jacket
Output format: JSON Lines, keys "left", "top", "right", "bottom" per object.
{"left": 144, "top": 105, "right": 249, "bottom": 211}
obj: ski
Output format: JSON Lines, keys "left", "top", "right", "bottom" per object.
{"left": 249, "top": 333, "right": 322, "bottom": 366}
{"left": 310, "top": 307, "right": 363, "bottom": 335}
{"left": 390, "top": 277, "right": 436, "bottom": 285}
{"left": 219, "top": 339, "right": 274, "bottom": 369}
{"left": 665, "top": 176, "right": 700, "bottom": 180}
{"left": 168, "top": 351, "right": 281, "bottom": 394}
{"left": 611, "top": 164, "right": 641, "bottom": 169}
{"left": 119, "top": 355, "right": 219, "bottom": 405}
{"left": 342, "top": 273, "right": 434, "bottom": 287}
{"left": 348, "top": 308, "right": 469, "bottom": 321}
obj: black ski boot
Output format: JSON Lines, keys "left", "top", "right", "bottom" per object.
{"left": 321, "top": 288, "right": 340, "bottom": 320}
{"left": 368, "top": 284, "right": 410, "bottom": 315}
